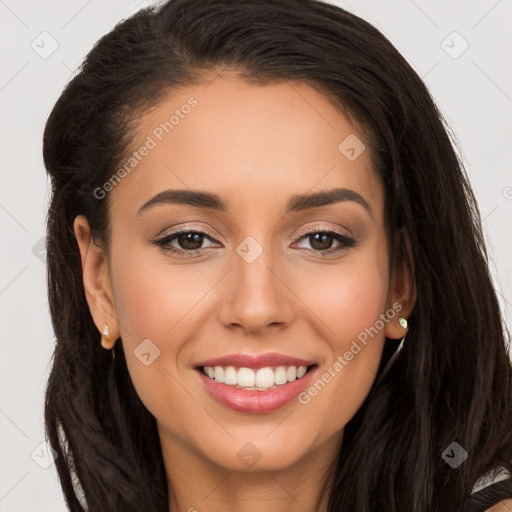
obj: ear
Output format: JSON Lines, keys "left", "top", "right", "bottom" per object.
{"left": 73, "top": 215, "right": 119, "bottom": 342}
{"left": 385, "top": 228, "right": 416, "bottom": 340}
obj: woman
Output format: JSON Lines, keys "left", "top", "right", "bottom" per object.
{"left": 42, "top": 0, "right": 512, "bottom": 510}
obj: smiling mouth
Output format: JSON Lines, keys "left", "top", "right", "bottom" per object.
{"left": 196, "top": 364, "right": 318, "bottom": 391}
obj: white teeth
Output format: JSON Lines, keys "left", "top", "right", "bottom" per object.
{"left": 237, "top": 367, "right": 255, "bottom": 387}
{"left": 274, "top": 366, "right": 288, "bottom": 385}
{"left": 255, "top": 367, "right": 274, "bottom": 388}
{"left": 201, "top": 364, "right": 310, "bottom": 390}
{"left": 214, "top": 366, "right": 224, "bottom": 382}
{"left": 223, "top": 366, "right": 238, "bottom": 385}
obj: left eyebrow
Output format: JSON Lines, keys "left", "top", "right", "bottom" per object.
{"left": 136, "top": 187, "right": 373, "bottom": 218}
{"left": 137, "top": 189, "right": 227, "bottom": 216}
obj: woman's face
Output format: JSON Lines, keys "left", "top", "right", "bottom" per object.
{"left": 77, "top": 74, "right": 409, "bottom": 475}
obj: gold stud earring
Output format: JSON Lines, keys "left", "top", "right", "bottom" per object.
{"left": 398, "top": 317, "right": 408, "bottom": 329}
{"left": 101, "top": 324, "right": 116, "bottom": 350}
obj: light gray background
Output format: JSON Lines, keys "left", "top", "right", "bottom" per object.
{"left": 1, "top": 1, "right": 511, "bottom": 510}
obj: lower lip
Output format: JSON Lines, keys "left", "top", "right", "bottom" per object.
{"left": 196, "top": 366, "right": 318, "bottom": 413}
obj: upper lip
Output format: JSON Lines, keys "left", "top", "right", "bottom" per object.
{"left": 195, "top": 352, "right": 317, "bottom": 369}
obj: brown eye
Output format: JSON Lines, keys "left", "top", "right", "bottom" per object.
{"left": 294, "top": 229, "right": 356, "bottom": 255}
{"left": 308, "top": 232, "right": 335, "bottom": 251}
{"left": 176, "top": 232, "right": 205, "bottom": 250}
{"left": 154, "top": 228, "right": 219, "bottom": 255}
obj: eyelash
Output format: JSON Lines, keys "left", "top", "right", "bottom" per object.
{"left": 153, "top": 225, "right": 357, "bottom": 257}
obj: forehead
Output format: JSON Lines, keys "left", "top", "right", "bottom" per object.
{"left": 110, "top": 75, "right": 383, "bottom": 221}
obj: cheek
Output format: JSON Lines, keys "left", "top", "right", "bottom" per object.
{"left": 108, "top": 245, "right": 221, "bottom": 422}
{"left": 111, "top": 247, "right": 212, "bottom": 342}
{"left": 310, "top": 252, "right": 389, "bottom": 351}
{"left": 300, "top": 249, "right": 390, "bottom": 426}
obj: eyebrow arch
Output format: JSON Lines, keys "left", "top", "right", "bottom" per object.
{"left": 136, "top": 187, "right": 372, "bottom": 218}
{"left": 287, "top": 187, "right": 372, "bottom": 217}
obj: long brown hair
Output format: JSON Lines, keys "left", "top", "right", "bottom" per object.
{"left": 43, "top": 0, "right": 512, "bottom": 510}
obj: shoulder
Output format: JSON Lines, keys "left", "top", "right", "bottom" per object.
{"left": 485, "top": 499, "right": 512, "bottom": 511}
{"left": 462, "top": 468, "right": 512, "bottom": 512}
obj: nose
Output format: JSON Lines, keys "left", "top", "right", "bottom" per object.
{"left": 216, "top": 239, "right": 295, "bottom": 335}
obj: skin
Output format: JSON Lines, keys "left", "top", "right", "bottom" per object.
{"left": 487, "top": 500, "right": 512, "bottom": 511}
{"left": 74, "top": 73, "right": 416, "bottom": 512}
